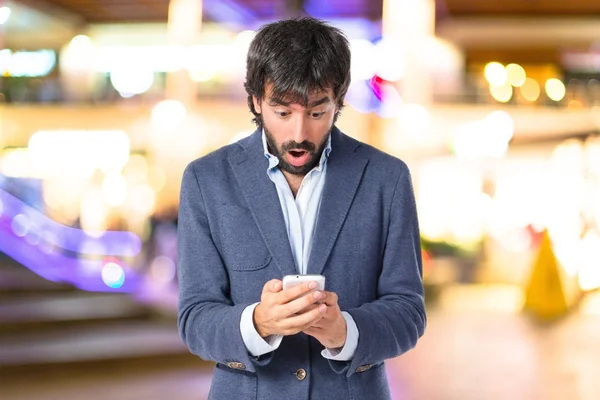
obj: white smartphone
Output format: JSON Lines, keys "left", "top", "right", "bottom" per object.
{"left": 282, "top": 274, "right": 326, "bottom": 293}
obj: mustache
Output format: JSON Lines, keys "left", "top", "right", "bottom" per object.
{"left": 282, "top": 141, "right": 315, "bottom": 153}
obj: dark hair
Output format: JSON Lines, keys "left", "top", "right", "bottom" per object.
{"left": 244, "top": 17, "right": 351, "bottom": 127}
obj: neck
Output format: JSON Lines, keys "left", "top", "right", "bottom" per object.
{"left": 281, "top": 170, "right": 305, "bottom": 198}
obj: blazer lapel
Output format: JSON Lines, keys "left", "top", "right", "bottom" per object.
{"left": 229, "top": 130, "right": 297, "bottom": 277}
{"left": 307, "top": 127, "right": 368, "bottom": 276}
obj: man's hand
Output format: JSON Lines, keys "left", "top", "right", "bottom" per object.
{"left": 302, "top": 291, "right": 347, "bottom": 349}
{"left": 253, "top": 279, "right": 327, "bottom": 338}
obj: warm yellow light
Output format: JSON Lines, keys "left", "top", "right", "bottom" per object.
{"left": 506, "top": 63, "right": 526, "bottom": 87}
{"left": 490, "top": 82, "right": 512, "bottom": 103}
{"left": 102, "top": 174, "right": 128, "bottom": 207}
{"left": 80, "top": 188, "right": 107, "bottom": 234}
{"left": 545, "top": 78, "right": 566, "bottom": 102}
{"left": 28, "top": 130, "right": 130, "bottom": 179}
{"left": 0, "top": 148, "right": 30, "bottom": 178}
{"left": 484, "top": 62, "right": 506, "bottom": 86}
{"left": 520, "top": 78, "right": 540, "bottom": 102}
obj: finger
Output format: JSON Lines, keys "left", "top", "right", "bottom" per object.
{"left": 279, "top": 290, "right": 324, "bottom": 317}
{"left": 320, "top": 291, "right": 339, "bottom": 306}
{"left": 277, "top": 281, "right": 319, "bottom": 304}
{"left": 281, "top": 303, "right": 327, "bottom": 331}
{"left": 262, "top": 279, "right": 283, "bottom": 294}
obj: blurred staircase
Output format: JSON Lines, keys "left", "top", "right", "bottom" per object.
{"left": 0, "top": 253, "right": 203, "bottom": 377}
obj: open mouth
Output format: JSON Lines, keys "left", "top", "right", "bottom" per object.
{"left": 287, "top": 150, "right": 310, "bottom": 167}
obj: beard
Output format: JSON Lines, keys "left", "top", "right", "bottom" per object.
{"left": 264, "top": 124, "right": 332, "bottom": 176}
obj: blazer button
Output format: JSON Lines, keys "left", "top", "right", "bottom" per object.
{"left": 356, "top": 364, "right": 373, "bottom": 373}
{"left": 226, "top": 362, "right": 246, "bottom": 370}
{"left": 295, "top": 368, "right": 307, "bottom": 381}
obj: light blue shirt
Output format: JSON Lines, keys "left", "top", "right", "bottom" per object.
{"left": 239, "top": 131, "right": 359, "bottom": 360}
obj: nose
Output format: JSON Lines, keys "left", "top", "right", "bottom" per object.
{"left": 290, "top": 114, "right": 309, "bottom": 144}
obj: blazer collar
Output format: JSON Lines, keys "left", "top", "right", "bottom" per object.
{"left": 230, "top": 126, "right": 368, "bottom": 277}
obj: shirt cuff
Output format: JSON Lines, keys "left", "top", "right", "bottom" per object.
{"left": 240, "top": 302, "right": 283, "bottom": 357}
{"left": 321, "top": 311, "right": 359, "bottom": 361}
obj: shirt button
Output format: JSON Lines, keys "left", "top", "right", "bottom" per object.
{"left": 296, "top": 368, "right": 307, "bottom": 380}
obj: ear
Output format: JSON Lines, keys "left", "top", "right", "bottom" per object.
{"left": 252, "top": 96, "right": 262, "bottom": 114}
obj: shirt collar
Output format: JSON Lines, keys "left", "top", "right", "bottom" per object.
{"left": 261, "top": 129, "right": 332, "bottom": 172}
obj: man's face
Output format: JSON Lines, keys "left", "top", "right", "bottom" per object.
{"left": 253, "top": 86, "right": 338, "bottom": 176}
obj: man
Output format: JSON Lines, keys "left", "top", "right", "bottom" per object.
{"left": 177, "top": 17, "right": 426, "bottom": 400}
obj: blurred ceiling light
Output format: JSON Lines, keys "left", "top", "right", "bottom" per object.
{"left": 505, "top": 63, "right": 526, "bottom": 87}
{"left": 102, "top": 174, "right": 128, "bottom": 207}
{"left": 490, "top": 82, "right": 512, "bottom": 103}
{"left": 0, "top": 6, "right": 11, "bottom": 25}
{"left": 373, "top": 37, "right": 404, "bottom": 82}
{"left": 110, "top": 67, "right": 154, "bottom": 98}
{"left": 151, "top": 100, "right": 187, "bottom": 130}
{"left": 28, "top": 130, "right": 130, "bottom": 180}
{"left": 0, "top": 50, "right": 56, "bottom": 77}
{"left": 545, "top": 78, "right": 566, "bottom": 102}
{"left": 484, "top": 62, "right": 506, "bottom": 86}
{"left": 58, "top": 35, "right": 96, "bottom": 78}
{"left": 350, "top": 39, "right": 376, "bottom": 80}
{"left": 70, "top": 35, "right": 92, "bottom": 48}
{"left": 520, "top": 78, "right": 540, "bottom": 102}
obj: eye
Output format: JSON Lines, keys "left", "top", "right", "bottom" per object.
{"left": 310, "top": 111, "right": 326, "bottom": 119}
{"left": 275, "top": 111, "right": 290, "bottom": 118}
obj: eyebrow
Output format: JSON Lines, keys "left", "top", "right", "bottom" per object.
{"left": 268, "top": 96, "right": 332, "bottom": 108}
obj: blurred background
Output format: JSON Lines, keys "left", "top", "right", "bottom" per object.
{"left": 1, "top": 0, "right": 600, "bottom": 399}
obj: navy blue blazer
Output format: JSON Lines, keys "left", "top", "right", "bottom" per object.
{"left": 177, "top": 126, "right": 426, "bottom": 400}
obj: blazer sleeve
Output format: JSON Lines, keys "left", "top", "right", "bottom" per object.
{"left": 176, "top": 163, "right": 274, "bottom": 371}
{"left": 331, "top": 163, "right": 426, "bottom": 377}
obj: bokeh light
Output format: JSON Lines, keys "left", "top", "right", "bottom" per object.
{"left": 520, "top": 78, "right": 541, "bottom": 102}
{"left": 506, "top": 63, "right": 526, "bottom": 87}
{"left": 101, "top": 262, "right": 125, "bottom": 289}
{"left": 484, "top": 62, "right": 506, "bottom": 86}
{"left": 490, "top": 82, "right": 513, "bottom": 103}
{"left": 0, "top": 6, "right": 11, "bottom": 24}
{"left": 110, "top": 67, "right": 154, "bottom": 98}
{"left": 11, "top": 214, "right": 31, "bottom": 237}
{"left": 545, "top": 78, "right": 566, "bottom": 102}
{"left": 102, "top": 174, "right": 128, "bottom": 207}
